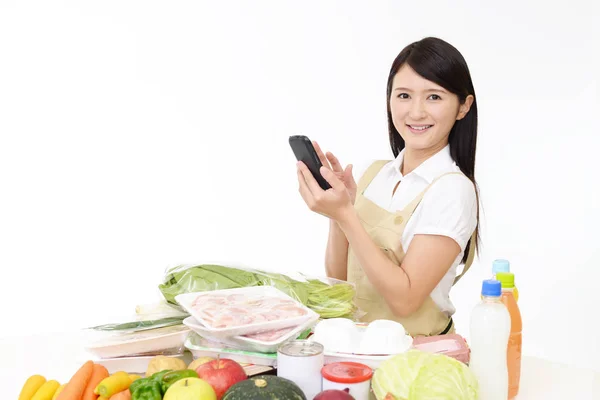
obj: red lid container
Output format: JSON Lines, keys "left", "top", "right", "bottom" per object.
{"left": 321, "top": 362, "right": 373, "bottom": 384}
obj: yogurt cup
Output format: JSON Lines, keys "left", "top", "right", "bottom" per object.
{"left": 321, "top": 362, "right": 373, "bottom": 400}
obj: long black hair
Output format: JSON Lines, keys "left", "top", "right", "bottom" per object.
{"left": 386, "top": 37, "right": 480, "bottom": 262}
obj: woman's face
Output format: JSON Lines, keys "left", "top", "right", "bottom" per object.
{"left": 389, "top": 64, "right": 473, "bottom": 152}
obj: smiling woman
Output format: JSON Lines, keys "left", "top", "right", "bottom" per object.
{"left": 296, "top": 37, "right": 479, "bottom": 337}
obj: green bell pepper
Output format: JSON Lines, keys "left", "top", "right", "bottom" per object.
{"left": 161, "top": 369, "right": 199, "bottom": 393}
{"left": 129, "top": 369, "right": 174, "bottom": 399}
{"left": 131, "top": 379, "right": 162, "bottom": 400}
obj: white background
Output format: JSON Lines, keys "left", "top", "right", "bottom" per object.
{"left": 1, "top": 0, "right": 598, "bottom": 373}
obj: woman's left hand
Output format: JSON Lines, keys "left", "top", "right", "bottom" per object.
{"left": 297, "top": 161, "right": 355, "bottom": 222}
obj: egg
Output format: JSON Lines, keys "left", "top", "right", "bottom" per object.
{"left": 310, "top": 318, "right": 358, "bottom": 353}
{"left": 357, "top": 319, "right": 410, "bottom": 354}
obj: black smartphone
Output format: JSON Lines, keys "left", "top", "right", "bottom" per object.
{"left": 289, "top": 135, "right": 332, "bottom": 190}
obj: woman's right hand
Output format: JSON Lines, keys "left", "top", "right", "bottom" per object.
{"left": 313, "top": 141, "right": 357, "bottom": 204}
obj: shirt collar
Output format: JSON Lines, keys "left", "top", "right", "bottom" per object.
{"left": 391, "top": 144, "right": 456, "bottom": 183}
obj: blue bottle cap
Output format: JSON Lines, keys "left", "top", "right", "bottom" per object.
{"left": 492, "top": 259, "right": 510, "bottom": 274}
{"left": 481, "top": 279, "right": 502, "bottom": 297}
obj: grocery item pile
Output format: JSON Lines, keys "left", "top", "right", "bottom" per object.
{"left": 20, "top": 261, "right": 519, "bottom": 400}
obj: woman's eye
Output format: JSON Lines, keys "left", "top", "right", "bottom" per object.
{"left": 397, "top": 93, "right": 410, "bottom": 99}
{"left": 428, "top": 94, "right": 442, "bottom": 100}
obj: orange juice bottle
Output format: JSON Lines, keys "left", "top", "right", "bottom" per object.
{"left": 496, "top": 272, "right": 522, "bottom": 399}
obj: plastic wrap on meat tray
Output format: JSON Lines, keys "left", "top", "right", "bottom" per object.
{"left": 412, "top": 333, "right": 471, "bottom": 364}
{"left": 192, "top": 291, "right": 309, "bottom": 329}
{"left": 176, "top": 286, "right": 318, "bottom": 338}
{"left": 183, "top": 313, "right": 318, "bottom": 353}
{"left": 159, "top": 263, "right": 363, "bottom": 320}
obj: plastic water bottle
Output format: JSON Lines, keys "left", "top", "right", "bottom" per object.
{"left": 492, "top": 259, "right": 519, "bottom": 302}
{"left": 496, "top": 272, "right": 522, "bottom": 399}
{"left": 470, "top": 280, "right": 511, "bottom": 400}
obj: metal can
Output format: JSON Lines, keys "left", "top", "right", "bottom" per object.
{"left": 277, "top": 340, "right": 324, "bottom": 399}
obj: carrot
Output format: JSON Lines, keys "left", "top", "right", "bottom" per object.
{"left": 82, "top": 364, "right": 109, "bottom": 400}
{"left": 109, "top": 390, "right": 131, "bottom": 400}
{"left": 56, "top": 360, "right": 94, "bottom": 400}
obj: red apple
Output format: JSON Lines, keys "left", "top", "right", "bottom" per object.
{"left": 195, "top": 358, "right": 247, "bottom": 399}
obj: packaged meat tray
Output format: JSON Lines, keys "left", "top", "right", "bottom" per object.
{"left": 175, "top": 286, "right": 318, "bottom": 338}
{"left": 412, "top": 333, "right": 470, "bottom": 364}
{"left": 183, "top": 311, "right": 318, "bottom": 353}
{"left": 185, "top": 333, "right": 278, "bottom": 367}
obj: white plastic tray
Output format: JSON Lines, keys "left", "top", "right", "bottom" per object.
{"left": 184, "top": 333, "right": 278, "bottom": 367}
{"left": 84, "top": 325, "right": 191, "bottom": 359}
{"left": 183, "top": 312, "right": 318, "bottom": 353}
{"left": 175, "top": 286, "right": 317, "bottom": 338}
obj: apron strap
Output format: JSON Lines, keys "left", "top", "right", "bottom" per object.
{"left": 357, "top": 160, "right": 390, "bottom": 194}
{"left": 453, "top": 230, "right": 477, "bottom": 285}
{"left": 398, "top": 171, "right": 477, "bottom": 286}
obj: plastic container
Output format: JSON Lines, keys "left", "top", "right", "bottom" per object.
{"left": 87, "top": 353, "right": 193, "bottom": 375}
{"left": 496, "top": 272, "right": 522, "bottom": 399}
{"left": 184, "top": 332, "right": 277, "bottom": 367}
{"left": 411, "top": 333, "right": 470, "bottom": 364}
{"left": 175, "top": 286, "right": 317, "bottom": 338}
{"left": 321, "top": 362, "right": 373, "bottom": 400}
{"left": 492, "top": 259, "right": 519, "bottom": 301}
{"left": 84, "top": 325, "right": 191, "bottom": 359}
{"left": 183, "top": 313, "right": 318, "bottom": 353}
{"left": 310, "top": 320, "right": 412, "bottom": 370}
{"left": 469, "top": 280, "right": 511, "bottom": 400}
{"left": 310, "top": 318, "right": 413, "bottom": 355}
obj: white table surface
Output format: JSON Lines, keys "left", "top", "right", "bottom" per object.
{"left": 2, "top": 331, "right": 598, "bottom": 399}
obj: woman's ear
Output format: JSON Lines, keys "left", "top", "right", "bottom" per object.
{"left": 456, "top": 95, "right": 474, "bottom": 120}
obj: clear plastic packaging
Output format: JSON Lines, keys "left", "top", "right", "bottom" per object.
{"left": 184, "top": 332, "right": 278, "bottom": 367}
{"left": 83, "top": 324, "right": 191, "bottom": 359}
{"left": 183, "top": 312, "right": 318, "bottom": 353}
{"left": 159, "top": 263, "right": 362, "bottom": 320}
{"left": 175, "top": 286, "right": 318, "bottom": 338}
{"left": 87, "top": 353, "right": 194, "bottom": 375}
{"left": 412, "top": 333, "right": 471, "bottom": 364}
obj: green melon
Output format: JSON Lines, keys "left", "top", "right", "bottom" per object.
{"left": 222, "top": 375, "right": 306, "bottom": 400}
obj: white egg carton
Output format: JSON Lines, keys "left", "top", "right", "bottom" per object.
{"left": 175, "top": 286, "right": 318, "bottom": 338}
{"left": 308, "top": 318, "right": 413, "bottom": 369}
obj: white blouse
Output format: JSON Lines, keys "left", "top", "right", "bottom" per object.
{"left": 352, "top": 145, "right": 478, "bottom": 316}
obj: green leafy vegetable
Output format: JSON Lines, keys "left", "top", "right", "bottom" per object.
{"left": 158, "top": 264, "right": 358, "bottom": 320}
{"left": 371, "top": 349, "right": 479, "bottom": 400}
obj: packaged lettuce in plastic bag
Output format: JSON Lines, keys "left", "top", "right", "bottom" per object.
{"left": 158, "top": 263, "right": 361, "bottom": 320}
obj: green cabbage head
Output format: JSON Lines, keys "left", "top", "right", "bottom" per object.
{"left": 371, "top": 349, "right": 479, "bottom": 400}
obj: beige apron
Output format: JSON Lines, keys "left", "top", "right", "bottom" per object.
{"left": 347, "top": 160, "right": 476, "bottom": 337}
